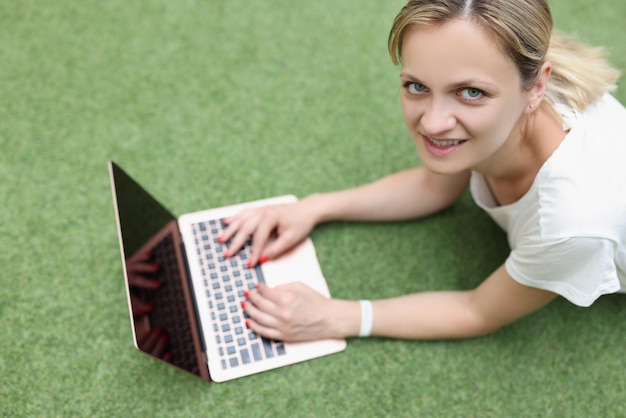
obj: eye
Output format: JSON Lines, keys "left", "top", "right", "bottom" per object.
{"left": 404, "top": 82, "right": 428, "bottom": 95}
{"left": 459, "top": 87, "right": 485, "bottom": 100}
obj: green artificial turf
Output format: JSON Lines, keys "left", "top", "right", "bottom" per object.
{"left": 1, "top": 0, "right": 625, "bottom": 416}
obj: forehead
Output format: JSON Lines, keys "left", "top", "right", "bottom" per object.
{"left": 400, "top": 19, "right": 521, "bottom": 88}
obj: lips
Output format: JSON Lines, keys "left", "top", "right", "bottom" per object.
{"left": 421, "top": 135, "right": 467, "bottom": 157}
{"left": 426, "top": 136, "right": 466, "bottom": 147}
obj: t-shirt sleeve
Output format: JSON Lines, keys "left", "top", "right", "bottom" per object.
{"left": 505, "top": 236, "right": 621, "bottom": 307}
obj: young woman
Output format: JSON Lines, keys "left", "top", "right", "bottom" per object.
{"left": 220, "top": 0, "right": 625, "bottom": 341}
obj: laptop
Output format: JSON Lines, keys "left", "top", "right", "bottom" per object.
{"left": 108, "top": 161, "right": 346, "bottom": 382}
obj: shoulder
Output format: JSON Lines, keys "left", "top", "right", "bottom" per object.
{"left": 506, "top": 236, "right": 622, "bottom": 307}
{"left": 536, "top": 94, "right": 626, "bottom": 240}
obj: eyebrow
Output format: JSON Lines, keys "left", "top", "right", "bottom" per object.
{"left": 399, "top": 72, "right": 500, "bottom": 91}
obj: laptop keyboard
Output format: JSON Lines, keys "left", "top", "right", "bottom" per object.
{"left": 191, "top": 219, "right": 287, "bottom": 370}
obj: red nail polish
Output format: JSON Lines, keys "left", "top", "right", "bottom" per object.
{"left": 217, "top": 234, "right": 225, "bottom": 243}
{"left": 245, "top": 320, "right": 250, "bottom": 328}
{"left": 161, "top": 335, "right": 169, "bottom": 344}
{"left": 151, "top": 263, "right": 160, "bottom": 272}
{"left": 259, "top": 255, "right": 269, "bottom": 264}
{"left": 163, "top": 352, "right": 173, "bottom": 362}
{"left": 244, "top": 291, "right": 250, "bottom": 299}
{"left": 241, "top": 301, "right": 246, "bottom": 309}
{"left": 246, "top": 261, "right": 253, "bottom": 269}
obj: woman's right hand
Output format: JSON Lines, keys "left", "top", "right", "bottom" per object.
{"left": 220, "top": 199, "right": 318, "bottom": 266}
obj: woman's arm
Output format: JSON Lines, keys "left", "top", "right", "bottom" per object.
{"left": 243, "top": 264, "right": 557, "bottom": 341}
{"left": 366, "top": 265, "right": 558, "bottom": 339}
{"left": 305, "top": 166, "right": 471, "bottom": 224}
{"left": 222, "top": 167, "right": 470, "bottom": 264}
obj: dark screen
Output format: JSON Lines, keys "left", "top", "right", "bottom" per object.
{"left": 109, "top": 162, "right": 208, "bottom": 380}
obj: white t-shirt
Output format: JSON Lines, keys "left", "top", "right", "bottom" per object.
{"left": 470, "top": 94, "right": 626, "bottom": 307}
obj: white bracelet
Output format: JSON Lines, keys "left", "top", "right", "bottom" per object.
{"left": 359, "top": 300, "right": 373, "bottom": 337}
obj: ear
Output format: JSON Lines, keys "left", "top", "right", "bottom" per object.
{"left": 526, "top": 61, "right": 551, "bottom": 112}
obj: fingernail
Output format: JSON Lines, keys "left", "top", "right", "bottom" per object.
{"left": 259, "top": 255, "right": 269, "bottom": 264}
{"left": 163, "top": 352, "right": 173, "bottom": 362}
{"left": 152, "top": 280, "right": 163, "bottom": 288}
{"left": 144, "top": 252, "right": 152, "bottom": 259}
{"left": 161, "top": 335, "right": 169, "bottom": 344}
{"left": 246, "top": 261, "right": 253, "bottom": 269}
{"left": 145, "top": 304, "right": 154, "bottom": 312}
{"left": 245, "top": 320, "right": 250, "bottom": 328}
{"left": 217, "top": 234, "right": 225, "bottom": 243}
{"left": 151, "top": 263, "right": 160, "bottom": 272}
{"left": 244, "top": 291, "right": 250, "bottom": 299}
{"left": 155, "top": 328, "right": 164, "bottom": 336}
{"left": 223, "top": 249, "right": 229, "bottom": 257}
{"left": 240, "top": 301, "right": 246, "bottom": 309}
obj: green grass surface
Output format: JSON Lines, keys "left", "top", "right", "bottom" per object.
{"left": 2, "top": 1, "right": 625, "bottom": 416}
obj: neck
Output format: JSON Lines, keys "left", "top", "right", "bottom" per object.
{"left": 478, "top": 103, "right": 566, "bottom": 205}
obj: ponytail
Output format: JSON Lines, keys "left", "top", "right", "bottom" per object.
{"left": 545, "top": 32, "right": 620, "bottom": 112}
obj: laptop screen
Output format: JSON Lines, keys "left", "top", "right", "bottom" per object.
{"left": 109, "top": 162, "right": 208, "bottom": 380}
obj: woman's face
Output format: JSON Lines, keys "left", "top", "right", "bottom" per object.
{"left": 400, "top": 19, "right": 533, "bottom": 176}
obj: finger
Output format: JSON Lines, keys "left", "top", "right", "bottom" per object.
{"left": 245, "top": 317, "right": 284, "bottom": 341}
{"left": 139, "top": 328, "right": 163, "bottom": 352}
{"left": 128, "top": 273, "right": 162, "bottom": 289}
{"left": 219, "top": 210, "right": 254, "bottom": 245}
{"left": 224, "top": 229, "right": 253, "bottom": 258}
{"left": 130, "top": 261, "right": 160, "bottom": 275}
{"left": 218, "top": 216, "right": 242, "bottom": 245}
{"left": 221, "top": 213, "right": 259, "bottom": 257}
{"left": 255, "top": 282, "right": 296, "bottom": 306}
{"left": 243, "top": 288, "right": 281, "bottom": 327}
{"left": 242, "top": 290, "right": 276, "bottom": 325}
{"left": 131, "top": 296, "right": 154, "bottom": 317}
{"left": 248, "top": 218, "right": 277, "bottom": 266}
{"left": 150, "top": 333, "right": 168, "bottom": 357}
{"left": 261, "top": 230, "right": 301, "bottom": 261}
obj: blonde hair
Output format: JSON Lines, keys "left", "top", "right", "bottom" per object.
{"left": 388, "top": 0, "right": 620, "bottom": 112}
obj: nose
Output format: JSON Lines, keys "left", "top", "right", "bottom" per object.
{"left": 420, "top": 97, "right": 456, "bottom": 136}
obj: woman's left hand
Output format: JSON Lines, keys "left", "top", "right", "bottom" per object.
{"left": 242, "top": 282, "right": 334, "bottom": 342}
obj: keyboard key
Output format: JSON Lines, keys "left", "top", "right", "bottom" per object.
{"left": 241, "top": 349, "right": 251, "bottom": 364}
{"left": 262, "top": 338, "right": 274, "bottom": 358}
{"left": 251, "top": 343, "right": 263, "bottom": 361}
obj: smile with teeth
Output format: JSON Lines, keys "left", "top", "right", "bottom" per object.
{"left": 427, "top": 137, "right": 466, "bottom": 147}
